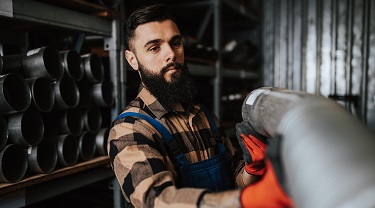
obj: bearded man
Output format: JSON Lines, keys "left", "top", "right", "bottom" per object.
{"left": 108, "top": 4, "right": 268, "bottom": 208}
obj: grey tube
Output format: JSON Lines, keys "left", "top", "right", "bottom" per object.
{"left": 7, "top": 109, "right": 44, "bottom": 146}
{"left": 52, "top": 134, "right": 79, "bottom": 167}
{"left": 78, "top": 131, "right": 96, "bottom": 161}
{"left": 26, "top": 77, "right": 55, "bottom": 112}
{"left": 22, "top": 46, "right": 64, "bottom": 81}
{"left": 95, "top": 128, "right": 109, "bottom": 156}
{"left": 92, "top": 79, "right": 114, "bottom": 107}
{"left": 81, "top": 53, "right": 104, "bottom": 84}
{"left": 0, "top": 73, "right": 31, "bottom": 114}
{"left": 82, "top": 106, "right": 102, "bottom": 133}
{"left": 27, "top": 139, "right": 58, "bottom": 174}
{"left": 52, "top": 76, "right": 80, "bottom": 110}
{"left": 241, "top": 87, "right": 375, "bottom": 208}
{"left": 60, "top": 50, "right": 84, "bottom": 81}
{"left": 0, "top": 144, "right": 28, "bottom": 183}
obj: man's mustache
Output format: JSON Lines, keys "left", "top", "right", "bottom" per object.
{"left": 161, "top": 62, "right": 183, "bottom": 74}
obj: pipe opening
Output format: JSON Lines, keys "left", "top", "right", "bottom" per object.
{"left": 36, "top": 139, "right": 58, "bottom": 173}
{"left": 79, "top": 132, "right": 96, "bottom": 161}
{"left": 0, "top": 144, "right": 27, "bottom": 183}
{"left": 1, "top": 73, "right": 31, "bottom": 113}
{"left": 43, "top": 47, "right": 64, "bottom": 81}
{"left": 28, "top": 77, "right": 55, "bottom": 112}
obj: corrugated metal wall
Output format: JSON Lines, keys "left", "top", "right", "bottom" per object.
{"left": 262, "top": 0, "right": 375, "bottom": 131}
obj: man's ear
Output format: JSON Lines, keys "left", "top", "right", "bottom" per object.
{"left": 125, "top": 50, "right": 138, "bottom": 70}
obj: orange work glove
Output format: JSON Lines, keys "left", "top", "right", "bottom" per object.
{"left": 235, "top": 121, "right": 268, "bottom": 175}
{"left": 240, "top": 159, "right": 293, "bottom": 208}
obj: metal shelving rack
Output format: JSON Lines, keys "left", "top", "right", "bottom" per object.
{"left": 0, "top": 0, "right": 124, "bottom": 207}
{"left": 173, "top": 0, "right": 259, "bottom": 118}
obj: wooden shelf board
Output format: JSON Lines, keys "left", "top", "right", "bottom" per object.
{"left": 0, "top": 156, "right": 110, "bottom": 195}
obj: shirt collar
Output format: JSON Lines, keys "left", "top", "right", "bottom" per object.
{"left": 137, "top": 85, "right": 198, "bottom": 119}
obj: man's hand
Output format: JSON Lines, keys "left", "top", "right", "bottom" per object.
{"left": 235, "top": 121, "right": 268, "bottom": 175}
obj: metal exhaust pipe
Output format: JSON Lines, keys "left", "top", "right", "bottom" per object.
{"left": 42, "top": 108, "right": 84, "bottom": 137}
{"left": 27, "top": 139, "right": 58, "bottom": 174}
{"left": 241, "top": 87, "right": 375, "bottom": 208}
{"left": 51, "top": 134, "right": 79, "bottom": 167}
{"left": 7, "top": 109, "right": 44, "bottom": 146}
{"left": 0, "top": 115, "right": 8, "bottom": 150}
{"left": 26, "top": 77, "right": 55, "bottom": 112}
{"left": 1, "top": 54, "right": 23, "bottom": 75}
{"left": 0, "top": 144, "right": 28, "bottom": 183}
{"left": 52, "top": 76, "right": 80, "bottom": 110}
{"left": 22, "top": 46, "right": 64, "bottom": 81}
{"left": 0, "top": 73, "right": 31, "bottom": 114}
{"left": 92, "top": 79, "right": 114, "bottom": 107}
{"left": 76, "top": 80, "right": 92, "bottom": 108}
{"left": 81, "top": 53, "right": 104, "bottom": 84}
{"left": 95, "top": 128, "right": 109, "bottom": 156}
{"left": 56, "top": 108, "right": 84, "bottom": 136}
{"left": 78, "top": 131, "right": 96, "bottom": 161}
{"left": 82, "top": 106, "right": 102, "bottom": 133}
{"left": 60, "top": 50, "right": 84, "bottom": 81}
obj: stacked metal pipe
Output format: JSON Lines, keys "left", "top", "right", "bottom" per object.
{"left": 0, "top": 46, "right": 114, "bottom": 183}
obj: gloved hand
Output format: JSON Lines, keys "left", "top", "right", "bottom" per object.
{"left": 235, "top": 121, "right": 268, "bottom": 175}
{"left": 240, "top": 159, "right": 293, "bottom": 208}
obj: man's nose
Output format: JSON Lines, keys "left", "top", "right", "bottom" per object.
{"left": 164, "top": 45, "right": 176, "bottom": 63}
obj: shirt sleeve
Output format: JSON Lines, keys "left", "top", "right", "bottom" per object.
{"left": 108, "top": 118, "right": 207, "bottom": 208}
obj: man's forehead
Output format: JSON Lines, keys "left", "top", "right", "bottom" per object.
{"left": 133, "top": 20, "right": 180, "bottom": 42}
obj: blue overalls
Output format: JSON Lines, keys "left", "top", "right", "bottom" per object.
{"left": 113, "top": 106, "right": 232, "bottom": 192}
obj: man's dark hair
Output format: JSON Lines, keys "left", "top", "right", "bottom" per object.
{"left": 124, "top": 4, "right": 176, "bottom": 51}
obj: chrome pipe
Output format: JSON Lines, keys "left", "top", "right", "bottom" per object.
{"left": 241, "top": 87, "right": 375, "bottom": 208}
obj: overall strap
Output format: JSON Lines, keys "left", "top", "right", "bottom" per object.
{"left": 114, "top": 112, "right": 188, "bottom": 164}
{"left": 200, "top": 105, "right": 226, "bottom": 153}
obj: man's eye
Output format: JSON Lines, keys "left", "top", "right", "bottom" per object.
{"left": 149, "top": 46, "right": 160, "bottom": 52}
{"left": 172, "top": 40, "right": 182, "bottom": 48}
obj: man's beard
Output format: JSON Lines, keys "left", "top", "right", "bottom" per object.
{"left": 138, "top": 61, "right": 197, "bottom": 104}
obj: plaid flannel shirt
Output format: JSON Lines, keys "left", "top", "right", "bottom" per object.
{"left": 108, "top": 87, "right": 248, "bottom": 208}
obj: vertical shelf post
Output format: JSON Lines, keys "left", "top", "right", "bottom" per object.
{"left": 213, "top": 0, "right": 222, "bottom": 118}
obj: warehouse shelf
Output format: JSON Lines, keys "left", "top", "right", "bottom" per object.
{"left": 0, "top": 0, "right": 123, "bottom": 207}
{"left": 188, "top": 62, "right": 258, "bottom": 79}
{"left": 0, "top": 0, "right": 112, "bottom": 36}
{"left": 0, "top": 156, "right": 114, "bottom": 207}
